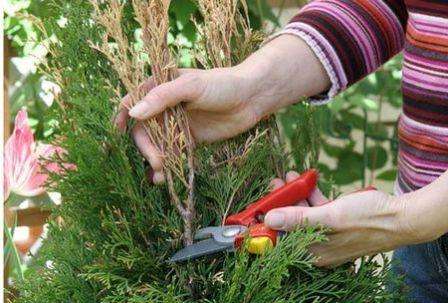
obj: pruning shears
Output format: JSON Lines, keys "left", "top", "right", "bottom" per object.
{"left": 169, "top": 169, "right": 318, "bottom": 263}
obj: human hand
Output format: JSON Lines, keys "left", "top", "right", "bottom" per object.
{"left": 115, "top": 35, "right": 330, "bottom": 183}
{"left": 115, "top": 67, "right": 265, "bottom": 183}
{"left": 265, "top": 171, "right": 448, "bottom": 267}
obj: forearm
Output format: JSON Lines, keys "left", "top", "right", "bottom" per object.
{"left": 398, "top": 170, "right": 448, "bottom": 243}
{"left": 237, "top": 0, "right": 408, "bottom": 119}
{"left": 235, "top": 35, "right": 331, "bottom": 117}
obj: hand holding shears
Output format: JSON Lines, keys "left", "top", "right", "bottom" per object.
{"left": 169, "top": 169, "right": 318, "bottom": 263}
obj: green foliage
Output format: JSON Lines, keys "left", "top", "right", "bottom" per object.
{"left": 219, "top": 228, "right": 403, "bottom": 303}
{"left": 5, "top": 0, "right": 44, "bottom": 56}
{"left": 13, "top": 1, "right": 403, "bottom": 302}
{"left": 247, "top": 0, "right": 280, "bottom": 28}
{"left": 4, "top": 219, "right": 24, "bottom": 283}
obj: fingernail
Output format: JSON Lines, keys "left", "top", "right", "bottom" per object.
{"left": 265, "top": 211, "right": 285, "bottom": 229}
{"left": 269, "top": 179, "right": 284, "bottom": 191}
{"left": 152, "top": 171, "right": 165, "bottom": 184}
{"left": 129, "top": 102, "right": 148, "bottom": 119}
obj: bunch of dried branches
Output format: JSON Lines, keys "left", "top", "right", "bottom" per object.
{"left": 195, "top": 0, "right": 239, "bottom": 67}
{"left": 89, "top": 0, "right": 195, "bottom": 246}
{"left": 195, "top": 0, "right": 263, "bottom": 68}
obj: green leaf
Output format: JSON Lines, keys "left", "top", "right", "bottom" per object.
{"left": 366, "top": 145, "right": 388, "bottom": 170}
{"left": 331, "top": 119, "right": 352, "bottom": 139}
{"left": 377, "top": 169, "right": 397, "bottom": 181}
{"left": 366, "top": 123, "right": 389, "bottom": 140}
{"left": 247, "top": 0, "right": 279, "bottom": 26}
{"left": 170, "top": 0, "right": 197, "bottom": 25}
{"left": 386, "top": 89, "right": 403, "bottom": 108}
{"left": 350, "top": 96, "right": 379, "bottom": 111}
{"left": 367, "top": 73, "right": 378, "bottom": 86}
{"left": 181, "top": 21, "right": 196, "bottom": 42}
{"left": 4, "top": 220, "right": 24, "bottom": 282}
{"left": 334, "top": 151, "right": 364, "bottom": 185}
{"left": 358, "top": 76, "right": 379, "bottom": 95}
{"left": 316, "top": 163, "right": 331, "bottom": 178}
{"left": 328, "top": 95, "right": 345, "bottom": 112}
{"left": 339, "top": 111, "right": 364, "bottom": 130}
{"left": 322, "top": 143, "right": 344, "bottom": 158}
{"left": 322, "top": 142, "right": 355, "bottom": 158}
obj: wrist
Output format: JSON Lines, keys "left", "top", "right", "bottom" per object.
{"left": 396, "top": 189, "right": 448, "bottom": 245}
{"left": 234, "top": 34, "right": 331, "bottom": 118}
{"left": 232, "top": 52, "right": 280, "bottom": 119}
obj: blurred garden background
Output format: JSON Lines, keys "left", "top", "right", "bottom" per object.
{"left": 3, "top": 0, "right": 402, "bottom": 298}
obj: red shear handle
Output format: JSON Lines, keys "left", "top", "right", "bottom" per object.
{"left": 225, "top": 169, "right": 318, "bottom": 226}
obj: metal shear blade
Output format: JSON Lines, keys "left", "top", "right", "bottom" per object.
{"left": 168, "top": 225, "right": 247, "bottom": 263}
{"left": 168, "top": 238, "right": 233, "bottom": 263}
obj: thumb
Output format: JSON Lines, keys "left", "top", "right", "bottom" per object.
{"left": 265, "top": 205, "right": 334, "bottom": 231}
{"left": 129, "top": 72, "right": 204, "bottom": 120}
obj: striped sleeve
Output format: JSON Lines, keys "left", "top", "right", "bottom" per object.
{"left": 273, "top": 0, "right": 408, "bottom": 104}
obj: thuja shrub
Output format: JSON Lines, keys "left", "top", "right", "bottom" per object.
{"left": 14, "top": 1, "right": 403, "bottom": 302}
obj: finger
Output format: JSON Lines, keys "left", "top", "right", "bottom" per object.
{"left": 269, "top": 178, "right": 285, "bottom": 191}
{"left": 152, "top": 171, "right": 165, "bottom": 184}
{"left": 114, "top": 107, "right": 129, "bottom": 132}
{"left": 308, "top": 188, "right": 330, "bottom": 207}
{"left": 265, "top": 204, "right": 334, "bottom": 231}
{"left": 115, "top": 78, "right": 155, "bottom": 131}
{"left": 145, "top": 167, "right": 165, "bottom": 185}
{"left": 285, "top": 171, "right": 300, "bottom": 183}
{"left": 285, "top": 171, "right": 327, "bottom": 206}
{"left": 297, "top": 200, "right": 309, "bottom": 207}
{"left": 129, "top": 72, "right": 205, "bottom": 120}
{"left": 132, "top": 123, "right": 164, "bottom": 173}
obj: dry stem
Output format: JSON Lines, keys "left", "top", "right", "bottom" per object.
{"left": 89, "top": 0, "right": 196, "bottom": 246}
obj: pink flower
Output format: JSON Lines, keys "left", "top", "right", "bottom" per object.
{"left": 4, "top": 109, "right": 74, "bottom": 201}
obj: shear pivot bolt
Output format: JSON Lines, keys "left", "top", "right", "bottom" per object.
{"left": 222, "top": 226, "right": 242, "bottom": 238}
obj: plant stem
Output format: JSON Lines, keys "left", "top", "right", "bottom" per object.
{"left": 369, "top": 94, "right": 384, "bottom": 184}
{"left": 4, "top": 218, "right": 24, "bottom": 282}
{"left": 362, "top": 109, "right": 368, "bottom": 188}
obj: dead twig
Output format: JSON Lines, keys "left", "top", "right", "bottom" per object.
{"left": 89, "top": 0, "right": 196, "bottom": 246}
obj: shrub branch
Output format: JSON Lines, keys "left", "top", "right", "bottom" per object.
{"left": 89, "top": 0, "right": 196, "bottom": 246}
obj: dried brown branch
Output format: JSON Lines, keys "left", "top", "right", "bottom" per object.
{"left": 196, "top": 0, "right": 238, "bottom": 67}
{"left": 89, "top": 0, "right": 196, "bottom": 246}
{"left": 195, "top": 0, "right": 263, "bottom": 68}
{"left": 212, "top": 129, "right": 267, "bottom": 168}
{"left": 132, "top": 0, "right": 196, "bottom": 246}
